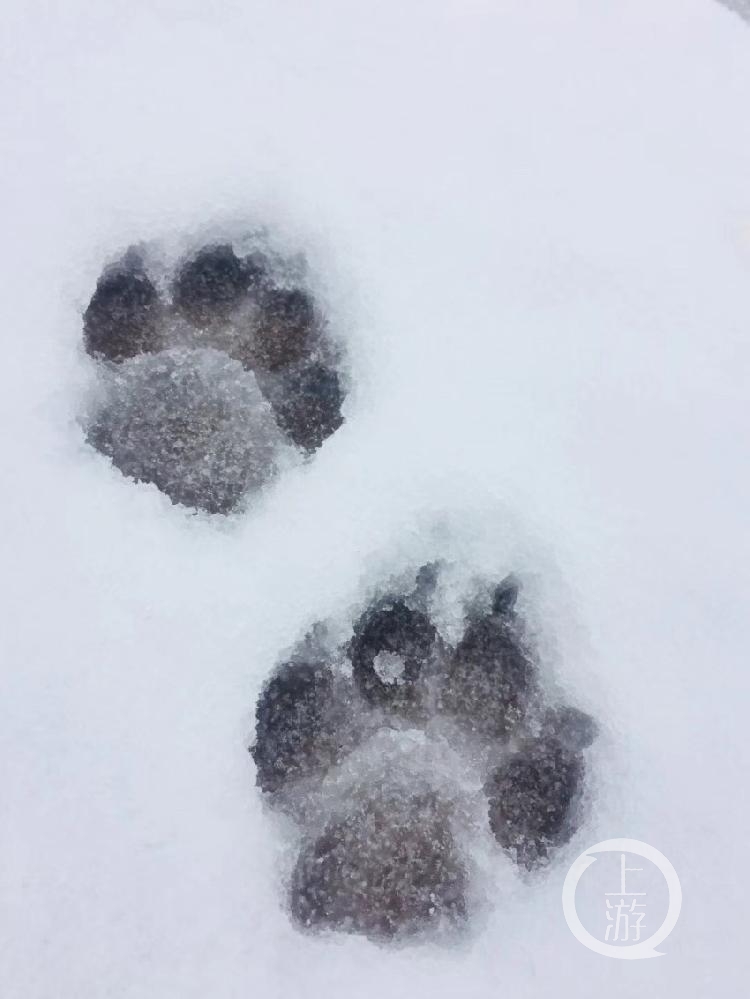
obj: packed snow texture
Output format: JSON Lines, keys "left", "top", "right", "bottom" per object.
{"left": 2, "top": 0, "right": 750, "bottom": 997}
{"left": 86, "top": 348, "right": 290, "bottom": 515}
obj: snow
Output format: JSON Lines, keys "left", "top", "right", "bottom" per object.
{"left": 720, "top": 1, "right": 750, "bottom": 26}
{"left": 1, "top": 0, "right": 749, "bottom": 995}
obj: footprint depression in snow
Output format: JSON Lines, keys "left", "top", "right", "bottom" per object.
{"left": 81, "top": 235, "right": 348, "bottom": 514}
{"left": 250, "top": 564, "right": 598, "bottom": 943}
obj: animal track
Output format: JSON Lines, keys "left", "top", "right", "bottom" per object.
{"left": 79, "top": 227, "right": 597, "bottom": 946}
{"left": 81, "top": 235, "right": 347, "bottom": 512}
{"left": 251, "top": 564, "right": 597, "bottom": 942}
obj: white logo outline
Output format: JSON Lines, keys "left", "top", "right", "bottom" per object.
{"left": 562, "top": 838, "right": 682, "bottom": 959}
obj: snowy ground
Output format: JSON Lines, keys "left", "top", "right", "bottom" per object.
{"left": 2, "top": 0, "right": 749, "bottom": 996}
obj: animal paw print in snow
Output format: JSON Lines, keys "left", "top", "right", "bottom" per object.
{"left": 81, "top": 239, "right": 347, "bottom": 513}
{"left": 250, "top": 564, "right": 598, "bottom": 942}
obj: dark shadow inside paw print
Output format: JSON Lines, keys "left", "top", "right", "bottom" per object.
{"left": 251, "top": 288, "right": 318, "bottom": 372}
{"left": 484, "top": 736, "right": 586, "bottom": 871}
{"left": 542, "top": 704, "right": 598, "bottom": 752}
{"left": 84, "top": 252, "right": 164, "bottom": 362}
{"left": 290, "top": 787, "right": 468, "bottom": 940}
{"left": 252, "top": 656, "right": 361, "bottom": 794}
{"left": 264, "top": 362, "right": 345, "bottom": 453}
{"left": 250, "top": 563, "right": 599, "bottom": 943}
{"left": 349, "top": 600, "right": 438, "bottom": 719}
{"left": 172, "top": 243, "right": 262, "bottom": 327}
{"left": 81, "top": 233, "right": 348, "bottom": 513}
{"left": 439, "top": 580, "right": 536, "bottom": 741}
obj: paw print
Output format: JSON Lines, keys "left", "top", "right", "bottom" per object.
{"left": 81, "top": 237, "right": 347, "bottom": 513}
{"left": 250, "top": 564, "right": 597, "bottom": 942}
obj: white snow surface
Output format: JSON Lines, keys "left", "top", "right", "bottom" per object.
{"left": 1, "top": 0, "right": 749, "bottom": 996}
